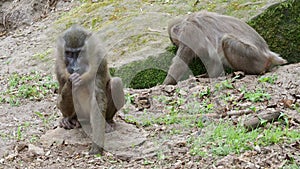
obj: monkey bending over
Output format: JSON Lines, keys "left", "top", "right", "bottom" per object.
{"left": 55, "top": 25, "right": 125, "bottom": 154}
{"left": 163, "top": 11, "right": 287, "bottom": 85}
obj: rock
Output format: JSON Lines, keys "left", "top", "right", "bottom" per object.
{"left": 163, "top": 85, "right": 176, "bottom": 94}
{"left": 4, "top": 153, "right": 17, "bottom": 161}
{"left": 0, "top": 0, "right": 57, "bottom": 32}
{"left": 41, "top": 122, "right": 149, "bottom": 159}
{"left": 28, "top": 144, "right": 44, "bottom": 156}
{"left": 248, "top": 0, "right": 300, "bottom": 63}
{"left": 40, "top": 127, "right": 90, "bottom": 147}
{"left": 0, "top": 145, "right": 11, "bottom": 158}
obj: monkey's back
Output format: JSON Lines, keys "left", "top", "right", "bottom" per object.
{"left": 175, "top": 11, "right": 270, "bottom": 52}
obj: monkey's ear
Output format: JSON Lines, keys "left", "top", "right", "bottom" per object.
{"left": 87, "top": 32, "right": 92, "bottom": 38}
{"left": 57, "top": 36, "right": 66, "bottom": 49}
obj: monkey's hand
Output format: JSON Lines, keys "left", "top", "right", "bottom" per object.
{"left": 59, "top": 116, "right": 81, "bottom": 129}
{"left": 89, "top": 142, "right": 104, "bottom": 155}
{"left": 69, "top": 73, "right": 82, "bottom": 86}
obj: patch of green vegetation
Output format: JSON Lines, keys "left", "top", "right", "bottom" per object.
{"left": 258, "top": 74, "right": 278, "bottom": 84}
{"left": 248, "top": 0, "right": 300, "bottom": 63}
{"left": 0, "top": 71, "right": 58, "bottom": 106}
{"left": 283, "top": 163, "right": 300, "bottom": 169}
{"left": 32, "top": 49, "right": 53, "bottom": 62}
{"left": 129, "top": 68, "right": 167, "bottom": 89}
{"left": 0, "top": 122, "right": 32, "bottom": 141}
{"left": 113, "top": 49, "right": 174, "bottom": 89}
{"left": 193, "top": 0, "right": 267, "bottom": 18}
{"left": 124, "top": 94, "right": 210, "bottom": 129}
{"left": 34, "top": 111, "right": 54, "bottom": 127}
{"left": 55, "top": 0, "right": 131, "bottom": 31}
{"left": 293, "top": 103, "right": 300, "bottom": 113}
{"left": 29, "top": 135, "right": 38, "bottom": 143}
{"left": 243, "top": 89, "right": 271, "bottom": 102}
{"left": 215, "top": 79, "right": 235, "bottom": 91}
{"left": 197, "top": 87, "right": 211, "bottom": 99}
{"left": 143, "top": 159, "right": 154, "bottom": 165}
{"left": 189, "top": 121, "right": 300, "bottom": 157}
{"left": 16, "top": 122, "right": 31, "bottom": 141}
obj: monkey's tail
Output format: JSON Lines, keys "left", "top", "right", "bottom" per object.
{"left": 268, "top": 51, "right": 287, "bottom": 66}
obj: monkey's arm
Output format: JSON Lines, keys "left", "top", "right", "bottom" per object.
{"left": 73, "top": 46, "right": 107, "bottom": 86}
{"left": 55, "top": 57, "right": 71, "bottom": 93}
{"left": 90, "top": 86, "right": 107, "bottom": 155}
{"left": 57, "top": 79, "right": 81, "bottom": 129}
{"left": 70, "top": 72, "right": 107, "bottom": 155}
{"left": 163, "top": 45, "right": 195, "bottom": 85}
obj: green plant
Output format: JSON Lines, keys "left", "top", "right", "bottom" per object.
{"left": 258, "top": 75, "right": 278, "bottom": 84}
{"left": 0, "top": 71, "right": 58, "bottom": 106}
{"left": 124, "top": 115, "right": 139, "bottom": 125}
{"left": 188, "top": 121, "right": 300, "bottom": 157}
{"left": 198, "top": 87, "right": 211, "bottom": 98}
{"left": 243, "top": 89, "right": 271, "bottom": 102}
{"left": 215, "top": 79, "right": 234, "bottom": 91}
{"left": 15, "top": 122, "right": 30, "bottom": 141}
{"left": 293, "top": 103, "right": 300, "bottom": 113}
{"left": 143, "top": 159, "right": 154, "bottom": 165}
{"left": 29, "top": 135, "right": 38, "bottom": 143}
{"left": 35, "top": 111, "right": 48, "bottom": 125}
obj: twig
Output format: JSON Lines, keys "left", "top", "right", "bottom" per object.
{"left": 243, "top": 110, "right": 281, "bottom": 131}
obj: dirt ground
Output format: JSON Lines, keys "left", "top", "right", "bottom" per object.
{"left": 0, "top": 0, "right": 299, "bottom": 169}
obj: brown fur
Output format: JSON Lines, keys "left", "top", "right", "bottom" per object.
{"left": 55, "top": 25, "right": 125, "bottom": 154}
{"left": 163, "top": 11, "right": 287, "bottom": 85}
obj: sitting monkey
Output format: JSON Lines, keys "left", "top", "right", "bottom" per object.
{"left": 55, "top": 25, "right": 125, "bottom": 154}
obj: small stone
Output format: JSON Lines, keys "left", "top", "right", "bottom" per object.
{"left": 5, "top": 153, "right": 17, "bottom": 161}
{"left": 28, "top": 144, "right": 44, "bottom": 156}
{"left": 163, "top": 85, "right": 175, "bottom": 93}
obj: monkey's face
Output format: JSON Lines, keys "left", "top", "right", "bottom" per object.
{"left": 64, "top": 47, "right": 86, "bottom": 75}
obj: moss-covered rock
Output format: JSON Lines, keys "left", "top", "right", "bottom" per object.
{"left": 112, "top": 45, "right": 211, "bottom": 89}
{"left": 112, "top": 47, "right": 174, "bottom": 89}
{"left": 248, "top": 0, "right": 300, "bottom": 63}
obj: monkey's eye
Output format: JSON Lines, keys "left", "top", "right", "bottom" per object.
{"left": 65, "top": 51, "right": 73, "bottom": 58}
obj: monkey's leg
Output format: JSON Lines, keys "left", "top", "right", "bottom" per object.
{"left": 57, "top": 80, "right": 81, "bottom": 129}
{"left": 163, "top": 45, "right": 195, "bottom": 85}
{"left": 105, "top": 77, "right": 125, "bottom": 132}
{"left": 221, "top": 34, "right": 269, "bottom": 74}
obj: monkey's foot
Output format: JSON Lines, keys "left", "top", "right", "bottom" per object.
{"left": 163, "top": 75, "right": 177, "bottom": 85}
{"left": 59, "top": 117, "right": 81, "bottom": 130}
{"left": 89, "top": 143, "right": 104, "bottom": 155}
{"left": 105, "top": 122, "right": 116, "bottom": 133}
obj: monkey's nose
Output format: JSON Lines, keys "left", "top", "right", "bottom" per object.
{"left": 67, "top": 67, "right": 74, "bottom": 74}
{"left": 72, "top": 66, "right": 80, "bottom": 73}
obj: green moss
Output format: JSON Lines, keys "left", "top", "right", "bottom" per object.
{"left": 189, "top": 57, "right": 206, "bottom": 76}
{"left": 129, "top": 68, "right": 167, "bottom": 89}
{"left": 55, "top": 0, "right": 121, "bottom": 31}
{"left": 113, "top": 49, "right": 174, "bottom": 89}
{"left": 248, "top": 0, "right": 300, "bottom": 63}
